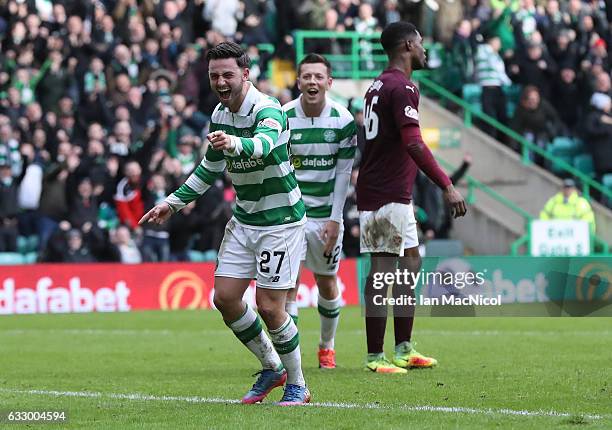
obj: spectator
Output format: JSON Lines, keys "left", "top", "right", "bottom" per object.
{"left": 584, "top": 93, "right": 612, "bottom": 179}
{"left": 68, "top": 177, "right": 100, "bottom": 230}
{"left": 540, "top": 179, "right": 596, "bottom": 233}
{"left": 552, "top": 68, "right": 581, "bottom": 130}
{"left": 449, "top": 19, "right": 476, "bottom": 92}
{"left": 414, "top": 154, "right": 472, "bottom": 240}
{"left": 509, "top": 41, "right": 558, "bottom": 101}
{"left": 474, "top": 36, "right": 511, "bottom": 140}
{"left": 203, "top": 0, "right": 240, "bottom": 38}
{"left": 0, "top": 159, "right": 20, "bottom": 251}
{"left": 16, "top": 145, "right": 43, "bottom": 239}
{"left": 59, "top": 227, "right": 96, "bottom": 263}
{"left": 511, "top": 85, "right": 563, "bottom": 164}
{"left": 111, "top": 225, "right": 143, "bottom": 264}
{"left": 335, "top": 0, "right": 359, "bottom": 31}
{"left": 114, "top": 160, "right": 145, "bottom": 231}
{"left": 169, "top": 201, "right": 201, "bottom": 261}
{"left": 548, "top": 30, "right": 579, "bottom": 72}
{"left": 142, "top": 173, "right": 170, "bottom": 262}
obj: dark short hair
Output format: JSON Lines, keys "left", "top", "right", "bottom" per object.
{"left": 380, "top": 21, "right": 418, "bottom": 54}
{"left": 206, "top": 42, "right": 250, "bottom": 68}
{"left": 297, "top": 53, "right": 332, "bottom": 76}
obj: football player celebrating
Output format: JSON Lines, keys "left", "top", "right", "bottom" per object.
{"left": 283, "top": 54, "right": 357, "bottom": 369}
{"left": 141, "top": 42, "right": 310, "bottom": 404}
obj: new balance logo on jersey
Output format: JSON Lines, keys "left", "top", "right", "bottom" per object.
{"left": 228, "top": 158, "right": 265, "bottom": 171}
{"left": 404, "top": 105, "right": 419, "bottom": 120}
{"left": 292, "top": 133, "right": 302, "bottom": 141}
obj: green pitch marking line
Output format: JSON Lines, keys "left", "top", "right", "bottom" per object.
{"left": 0, "top": 388, "right": 604, "bottom": 420}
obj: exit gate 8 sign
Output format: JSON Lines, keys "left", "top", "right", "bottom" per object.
{"left": 530, "top": 220, "right": 591, "bottom": 256}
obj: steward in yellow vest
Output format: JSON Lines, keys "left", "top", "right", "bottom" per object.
{"left": 539, "top": 179, "right": 596, "bottom": 233}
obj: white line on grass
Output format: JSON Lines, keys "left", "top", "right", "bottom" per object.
{"left": 2, "top": 329, "right": 611, "bottom": 337}
{"left": 0, "top": 388, "right": 603, "bottom": 420}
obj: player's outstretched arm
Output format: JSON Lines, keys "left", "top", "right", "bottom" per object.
{"left": 208, "top": 107, "right": 286, "bottom": 159}
{"left": 161, "top": 144, "right": 227, "bottom": 214}
{"left": 139, "top": 202, "right": 173, "bottom": 225}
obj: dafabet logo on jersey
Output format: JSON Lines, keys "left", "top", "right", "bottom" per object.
{"left": 227, "top": 158, "right": 265, "bottom": 172}
{"left": 159, "top": 270, "right": 210, "bottom": 310}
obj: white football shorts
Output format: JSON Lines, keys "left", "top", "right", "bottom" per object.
{"left": 359, "top": 202, "right": 419, "bottom": 256}
{"left": 299, "top": 218, "right": 344, "bottom": 276}
{"left": 215, "top": 218, "right": 305, "bottom": 289}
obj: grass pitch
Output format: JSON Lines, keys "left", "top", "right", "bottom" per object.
{"left": 0, "top": 307, "right": 610, "bottom": 429}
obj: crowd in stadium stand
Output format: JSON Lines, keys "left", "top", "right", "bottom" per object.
{"left": 0, "top": 0, "right": 609, "bottom": 263}
{"left": 448, "top": 0, "right": 612, "bottom": 181}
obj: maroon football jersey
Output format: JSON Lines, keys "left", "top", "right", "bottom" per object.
{"left": 357, "top": 68, "right": 421, "bottom": 211}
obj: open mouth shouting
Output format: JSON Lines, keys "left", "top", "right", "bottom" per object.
{"left": 305, "top": 87, "right": 319, "bottom": 99}
{"left": 218, "top": 87, "right": 232, "bottom": 101}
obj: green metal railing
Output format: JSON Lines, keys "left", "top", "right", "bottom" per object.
{"left": 295, "top": 31, "right": 388, "bottom": 79}
{"left": 437, "top": 156, "right": 610, "bottom": 255}
{"left": 294, "top": 30, "right": 612, "bottom": 203}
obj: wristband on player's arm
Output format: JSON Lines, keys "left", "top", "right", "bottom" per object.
{"left": 401, "top": 124, "right": 452, "bottom": 189}
{"left": 166, "top": 201, "right": 178, "bottom": 214}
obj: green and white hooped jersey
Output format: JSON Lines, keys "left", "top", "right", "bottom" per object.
{"left": 283, "top": 96, "right": 357, "bottom": 219}
{"left": 166, "top": 83, "right": 305, "bottom": 228}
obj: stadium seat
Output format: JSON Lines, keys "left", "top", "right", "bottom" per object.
{"left": 462, "top": 84, "right": 481, "bottom": 104}
{"left": 572, "top": 138, "right": 586, "bottom": 153}
{"left": 23, "top": 252, "right": 38, "bottom": 264}
{"left": 550, "top": 137, "right": 581, "bottom": 156}
{"left": 502, "top": 84, "right": 522, "bottom": 104}
{"left": 0, "top": 252, "right": 25, "bottom": 265}
{"left": 17, "top": 236, "right": 29, "bottom": 254}
{"left": 506, "top": 101, "right": 517, "bottom": 118}
{"left": 548, "top": 138, "right": 582, "bottom": 174}
{"left": 425, "top": 240, "right": 464, "bottom": 257}
{"left": 573, "top": 154, "right": 595, "bottom": 177}
{"left": 17, "top": 235, "right": 39, "bottom": 254}
{"left": 203, "top": 250, "right": 218, "bottom": 262}
{"left": 188, "top": 250, "right": 218, "bottom": 262}
{"left": 602, "top": 174, "right": 612, "bottom": 207}
{"left": 188, "top": 250, "right": 206, "bottom": 262}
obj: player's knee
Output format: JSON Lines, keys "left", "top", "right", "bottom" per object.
{"left": 256, "top": 302, "right": 280, "bottom": 324}
{"left": 213, "top": 292, "right": 231, "bottom": 311}
{"left": 315, "top": 274, "right": 337, "bottom": 297}
{"left": 401, "top": 248, "right": 422, "bottom": 273}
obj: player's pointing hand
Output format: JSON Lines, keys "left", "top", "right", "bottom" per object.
{"left": 208, "top": 130, "right": 235, "bottom": 151}
{"left": 139, "top": 202, "right": 173, "bottom": 225}
{"left": 443, "top": 185, "right": 467, "bottom": 218}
